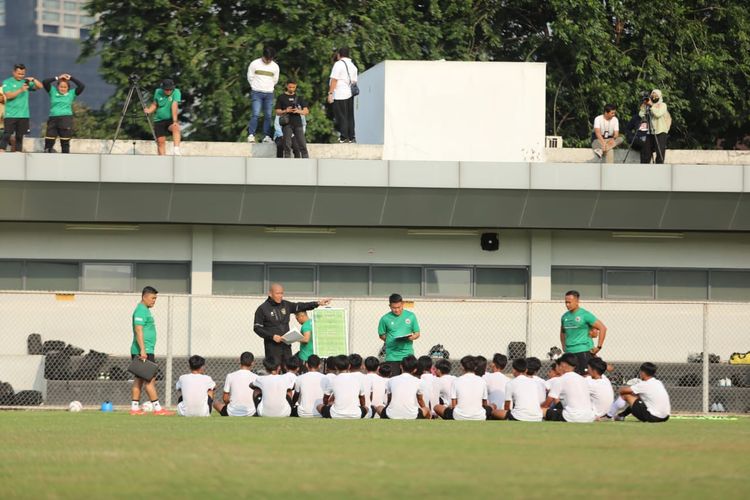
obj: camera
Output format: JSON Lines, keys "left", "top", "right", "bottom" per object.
{"left": 640, "top": 91, "right": 650, "bottom": 102}
{"left": 24, "top": 78, "right": 33, "bottom": 85}
{"left": 128, "top": 74, "right": 140, "bottom": 84}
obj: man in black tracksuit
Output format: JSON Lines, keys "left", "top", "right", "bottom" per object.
{"left": 253, "top": 283, "right": 330, "bottom": 363}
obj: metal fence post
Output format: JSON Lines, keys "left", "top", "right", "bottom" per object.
{"left": 702, "top": 302, "right": 709, "bottom": 414}
{"left": 165, "top": 295, "right": 174, "bottom": 408}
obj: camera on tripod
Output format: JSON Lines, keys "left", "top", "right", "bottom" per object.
{"left": 640, "top": 91, "right": 651, "bottom": 103}
{"left": 128, "top": 74, "right": 140, "bottom": 84}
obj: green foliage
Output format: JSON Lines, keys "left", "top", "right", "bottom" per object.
{"left": 81, "top": 0, "right": 750, "bottom": 148}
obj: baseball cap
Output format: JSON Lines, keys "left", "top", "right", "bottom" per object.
{"left": 161, "top": 79, "right": 175, "bottom": 90}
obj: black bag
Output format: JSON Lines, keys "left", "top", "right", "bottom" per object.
{"left": 27, "top": 333, "right": 43, "bottom": 355}
{"left": 127, "top": 357, "right": 159, "bottom": 381}
{"left": 45, "top": 352, "right": 72, "bottom": 380}
{"left": 0, "top": 381, "right": 14, "bottom": 405}
{"left": 13, "top": 390, "right": 43, "bottom": 406}
{"left": 72, "top": 350, "right": 109, "bottom": 380}
{"left": 343, "top": 60, "right": 359, "bottom": 96}
{"left": 63, "top": 344, "right": 85, "bottom": 356}
{"left": 42, "top": 340, "right": 66, "bottom": 354}
{"left": 508, "top": 342, "right": 526, "bottom": 360}
{"left": 279, "top": 114, "right": 290, "bottom": 127}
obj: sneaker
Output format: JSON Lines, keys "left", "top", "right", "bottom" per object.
{"left": 262, "top": 135, "right": 273, "bottom": 143}
{"left": 596, "top": 415, "right": 613, "bottom": 422}
{"left": 594, "top": 148, "right": 603, "bottom": 158}
{"left": 247, "top": 135, "right": 256, "bottom": 143}
{"left": 152, "top": 408, "right": 175, "bottom": 416}
{"left": 129, "top": 409, "right": 145, "bottom": 415}
{"left": 613, "top": 414, "right": 625, "bottom": 421}
{"left": 338, "top": 138, "right": 347, "bottom": 144}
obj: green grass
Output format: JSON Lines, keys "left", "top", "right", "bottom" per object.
{"left": 1, "top": 412, "right": 749, "bottom": 499}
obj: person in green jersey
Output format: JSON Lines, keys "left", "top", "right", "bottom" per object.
{"left": 42, "top": 73, "right": 85, "bottom": 153}
{"left": 0, "top": 63, "right": 41, "bottom": 153}
{"left": 130, "top": 286, "right": 173, "bottom": 416}
{"left": 378, "top": 293, "right": 421, "bottom": 376}
{"left": 144, "top": 78, "right": 181, "bottom": 156}
{"left": 560, "top": 290, "right": 608, "bottom": 375}
{"left": 295, "top": 311, "right": 314, "bottom": 363}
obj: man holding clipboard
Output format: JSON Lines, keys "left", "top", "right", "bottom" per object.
{"left": 378, "top": 294, "right": 421, "bottom": 376}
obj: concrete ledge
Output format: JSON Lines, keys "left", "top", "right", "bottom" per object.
{"left": 602, "top": 164, "right": 672, "bottom": 191}
{"left": 174, "top": 156, "right": 245, "bottom": 184}
{"left": 389, "top": 161, "right": 459, "bottom": 188}
{"left": 0, "top": 153, "right": 26, "bottom": 180}
{"left": 26, "top": 153, "right": 100, "bottom": 182}
{"left": 673, "top": 164, "right": 744, "bottom": 192}
{"left": 318, "top": 159, "right": 388, "bottom": 187}
{"left": 246, "top": 158, "right": 317, "bottom": 185}
{"left": 460, "top": 162, "right": 529, "bottom": 189}
{"left": 531, "top": 163, "right": 601, "bottom": 190}
{"left": 101, "top": 155, "right": 174, "bottom": 183}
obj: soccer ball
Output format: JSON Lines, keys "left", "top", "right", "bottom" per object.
{"left": 141, "top": 401, "right": 154, "bottom": 412}
{"left": 68, "top": 401, "right": 83, "bottom": 412}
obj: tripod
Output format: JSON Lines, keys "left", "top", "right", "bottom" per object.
{"left": 644, "top": 105, "right": 665, "bottom": 163}
{"left": 109, "top": 75, "right": 157, "bottom": 154}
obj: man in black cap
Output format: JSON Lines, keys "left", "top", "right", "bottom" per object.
{"left": 253, "top": 283, "right": 331, "bottom": 363}
{"left": 144, "top": 78, "right": 181, "bottom": 155}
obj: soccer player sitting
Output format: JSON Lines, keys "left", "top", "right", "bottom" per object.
{"left": 434, "top": 358, "right": 455, "bottom": 406}
{"left": 213, "top": 351, "right": 258, "bottom": 417}
{"left": 499, "top": 358, "right": 543, "bottom": 421}
{"left": 434, "top": 356, "right": 495, "bottom": 421}
{"left": 176, "top": 355, "right": 215, "bottom": 417}
{"left": 375, "top": 355, "right": 431, "bottom": 419}
{"left": 365, "top": 356, "right": 388, "bottom": 417}
{"left": 292, "top": 354, "right": 325, "bottom": 418}
{"left": 526, "top": 357, "right": 547, "bottom": 406}
{"left": 543, "top": 353, "right": 595, "bottom": 423}
{"left": 586, "top": 357, "right": 614, "bottom": 420}
{"left": 607, "top": 362, "right": 670, "bottom": 423}
{"left": 541, "top": 361, "right": 563, "bottom": 410}
{"left": 317, "top": 355, "right": 367, "bottom": 419}
{"left": 251, "top": 356, "right": 295, "bottom": 417}
{"left": 483, "top": 353, "right": 510, "bottom": 409}
{"left": 417, "top": 355, "right": 439, "bottom": 414}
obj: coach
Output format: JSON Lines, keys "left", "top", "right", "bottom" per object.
{"left": 254, "top": 283, "right": 330, "bottom": 362}
{"left": 378, "top": 293, "right": 421, "bottom": 376}
{"left": 560, "top": 290, "right": 607, "bottom": 375}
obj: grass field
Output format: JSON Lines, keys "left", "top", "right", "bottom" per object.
{"left": 1, "top": 412, "right": 748, "bottom": 499}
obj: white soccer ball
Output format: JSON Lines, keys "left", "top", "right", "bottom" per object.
{"left": 141, "top": 401, "right": 154, "bottom": 412}
{"left": 68, "top": 401, "right": 83, "bottom": 412}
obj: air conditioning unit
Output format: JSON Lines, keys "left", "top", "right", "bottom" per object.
{"left": 545, "top": 136, "right": 563, "bottom": 148}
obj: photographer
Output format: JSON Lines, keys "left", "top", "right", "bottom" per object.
{"left": 42, "top": 73, "right": 85, "bottom": 153}
{"left": 144, "top": 79, "right": 181, "bottom": 156}
{"left": 591, "top": 103, "right": 623, "bottom": 163}
{"left": 0, "top": 63, "right": 41, "bottom": 153}
{"left": 275, "top": 80, "right": 309, "bottom": 159}
{"left": 639, "top": 89, "right": 670, "bottom": 164}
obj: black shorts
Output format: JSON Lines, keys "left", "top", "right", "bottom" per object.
{"left": 131, "top": 353, "right": 156, "bottom": 362}
{"left": 442, "top": 406, "right": 491, "bottom": 420}
{"left": 154, "top": 119, "right": 175, "bottom": 138}
{"left": 46, "top": 115, "right": 73, "bottom": 138}
{"left": 291, "top": 406, "right": 299, "bottom": 417}
{"left": 219, "top": 405, "right": 229, "bottom": 417}
{"left": 320, "top": 405, "right": 367, "bottom": 419}
{"left": 3, "top": 117, "right": 30, "bottom": 136}
{"left": 507, "top": 411, "right": 519, "bottom": 421}
{"left": 545, "top": 406, "right": 567, "bottom": 422}
{"left": 571, "top": 352, "right": 593, "bottom": 375}
{"left": 381, "top": 405, "right": 426, "bottom": 420}
{"left": 631, "top": 398, "right": 669, "bottom": 423}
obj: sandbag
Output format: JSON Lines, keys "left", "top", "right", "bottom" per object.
{"left": 71, "top": 350, "right": 108, "bottom": 380}
{"left": 27, "top": 334, "right": 43, "bottom": 355}
{"left": 0, "top": 381, "right": 14, "bottom": 405}
{"left": 42, "top": 340, "right": 66, "bottom": 354}
{"left": 45, "top": 352, "right": 72, "bottom": 380}
{"left": 13, "top": 390, "right": 43, "bottom": 406}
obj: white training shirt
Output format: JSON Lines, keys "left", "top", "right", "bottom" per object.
{"left": 450, "top": 373, "right": 488, "bottom": 421}
{"left": 549, "top": 371, "right": 596, "bottom": 423}
{"left": 283, "top": 371, "right": 298, "bottom": 390}
{"left": 223, "top": 369, "right": 258, "bottom": 417}
{"left": 420, "top": 373, "right": 440, "bottom": 410}
{"left": 176, "top": 373, "right": 216, "bottom": 417}
{"left": 436, "top": 374, "right": 456, "bottom": 406}
{"left": 367, "top": 372, "right": 388, "bottom": 408}
{"left": 545, "top": 376, "right": 563, "bottom": 403}
{"left": 294, "top": 371, "right": 325, "bottom": 418}
{"left": 253, "top": 374, "right": 294, "bottom": 417}
{"left": 385, "top": 373, "right": 423, "bottom": 419}
{"left": 593, "top": 115, "right": 620, "bottom": 138}
{"left": 483, "top": 371, "right": 511, "bottom": 408}
{"left": 587, "top": 375, "right": 615, "bottom": 418}
{"left": 631, "top": 377, "right": 671, "bottom": 419}
{"left": 505, "top": 375, "right": 543, "bottom": 422}
{"left": 329, "top": 58, "right": 358, "bottom": 100}
{"left": 246, "top": 57, "right": 280, "bottom": 93}
{"left": 324, "top": 372, "right": 365, "bottom": 419}
{"left": 531, "top": 375, "right": 548, "bottom": 404}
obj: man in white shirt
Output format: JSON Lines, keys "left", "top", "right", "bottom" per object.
{"left": 526, "top": 357, "right": 547, "bottom": 405}
{"left": 246, "top": 46, "right": 279, "bottom": 144}
{"left": 376, "top": 355, "right": 430, "bottom": 419}
{"left": 327, "top": 46, "right": 358, "bottom": 143}
{"left": 176, "top": 355, "right": 216, "bottom": 417}
{"left": 591, "top": 103, "right": 623, "bottom": 162}
{"left": 500, "top": 358, "right": 543, "bottom": 422}
{"left": 213, "top": 351, "right": 257, "bottom": 417}
{"left": 317, "top": 355, "right": 367, "bottom": 419}
{"left": 434, "top": 356, "right": 494, "bottom": 421}
{"left": 292, "top": 354, "right": 325, "bottom": 418}
{"left": 586, "top": 357, "right": 614, "bottom": 419}
{"left": 483, "top": 353, "right": 510, "bottom": 409}
{"left": 251, "top": 356, "right": 295, "bottom": 417}
{"left": 417, "top": 355, "right": 440, "bottom": 413}
{"left": 434, "top": 358, "right": 456, "bottom": 406}
{"left": 544, "top": 353, "right": 596, "bottom": 423}
{"left": 365, "top": 356, "right": 388, "bottom": 417}
{"left": 608, "top": 362, "right": 670, "bottom": 423}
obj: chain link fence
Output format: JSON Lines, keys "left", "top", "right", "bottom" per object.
{"left": 1, "top": 291, "right": 748, "bottom": 414}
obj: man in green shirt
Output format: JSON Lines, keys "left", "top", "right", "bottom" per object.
{"left": 0, "top": 63, "right": 41, "bottom": 153}
{"left": 130, "top": 286, "right": 173, "bottom": 415}
{"left": 560, "top": 290, "right": 608, "bottom": 375}
{"left": 144, "top": 78, "right": 181, "bottom": 156}
{"left": 378, "top": 293, "right": 421, "bottom": 375}
{"left": 296, "top": 311, "right": 314, "bottom": 363}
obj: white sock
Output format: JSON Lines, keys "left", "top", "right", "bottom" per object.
{"left": 131, "top": 400, "right": 140, "bottom": 411}
{"left": 608, "top": 397, "right": 627, "bottom": 417}
{"left": 152, "top": 400, "right": 162, "bottom": 412}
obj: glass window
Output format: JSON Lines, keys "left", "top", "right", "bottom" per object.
{"left": 42, "top": 11, "right": 60, "bottom": 21}
{"left": 82, "top": 263, "right": 133, "bottom": 292}
{"left": 606, "top": 270, "right": 654, "bottom": 299}
{"left": 371, "top": 266, "right": 421, "bottom": 297}
{"left": 61, "top": 26, "right": 78, "bottom": 38}
{"left": 475, "top": 268, "right": 527, "bottom": 298}
{"left": 710, "top": 271, "right": 750, "bottom": 302}
{"left": 0, "top": 261, "right": 23, "bottom": 290}
{"left": 63, "top": 1, "right": 78, "bottom": 11}
{"left": 43, "top": 0, "right": 61, "bottom": 8}
{"left": 268, "top": 266, "right": 314, "bottom": 295}
{"left": 135, "top": 263, "right": 190, "bottom": 294}
{"left": 656, "top": 270, "right": 708, "bottom": 300}
{"left": 319, "top": 266, "right": 369, "bottom": 296}
{"left": 212, "top": 264, "right": 264, "bottom": 295}
{"left": 63, "top": 13, "right": 76, "bottom": 24}
{"left": 425, "top": 268, "right": 471, "bottom": 297}
{"left": 79, "top": 15, "right": 94, "bottom": 25}
{"left": 26, "top": 261, "right": 79, "bottom": 291}
{"left": 42, "top": 24, "right": 59, "bottom": 33}
{"left": 552, "top": 268, "right": 603, "bottom": 299}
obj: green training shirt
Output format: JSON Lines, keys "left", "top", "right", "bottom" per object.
{"left": 153, "top": 88, "right": 181, "bottom": 121}
{"left": 298, "top": 319, "right": 314, "bottom": 362}
{"left": 131, "top": 302, "right": 157, "bottom": 355}
{"left": 49, "top": 88, "right": 76, "bottom": 117}
{"left": 561, "top": 307, "right": 597, "bottom": 353}
{"left": 2, "top": 77, "right": 35, "bottom": 118}
{"left": 378, "top": 310, "right": 420, "bottom": 362}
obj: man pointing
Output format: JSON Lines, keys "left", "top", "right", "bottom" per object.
{"left": 254, "top": 283, "right": 330, "bottom": 363}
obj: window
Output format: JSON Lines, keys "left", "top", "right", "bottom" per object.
{"left": 319, "top": 266, "right": 369, "bottom": 296}
{"left": 0, "top": 261, "right": 23, "bottom": 290}
{"left": 656, "top": 270, "right": 708, "bottom": 300}
{"left": 606, "top": 270, "right": 654, "bottom": 299}
{"left": 135, "top": 263, "right": 190, "bottom": 294}
{"left": 42, "top": 24, "right": 59, "bottom": 33}
{"left": 212, "top": 264, "right": 264, "bottom": 295}
{"left": 82, "top": 263, "right": 133, "bottom": 292}
{"left": 26, "top": 262, "right": 79, "bottom": 291}
{"left": 425, "top": 268, "right": 471, "bottom": 297}
{"left": 475, "top": 268, "right": 527, "bottom": 298}
{"left": 552, "top": 268, "right": 603, "bottom": 299}
{"left": 371, "top": 266, "right": 421, "bottom": 297}
{"left": 268, "top": 266, "right": 314, "bottom": 295}
{"left": 41, "top": 11, "right": 60, "bottom": 21}
{"left": 63, "top": 13, "right": 77, "bottom": 24}
{"left": 43, "top": 0, "right": 61, "bottom": 8}
{"left": 63, "top": 1, "right": 78, "bottom": 11}
{"left": 710, "top": 271, "right": 750, "bottom": 302}
{"left": 61, "top": 26, "right": 78, "bottom": 38}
